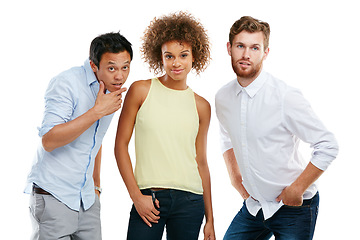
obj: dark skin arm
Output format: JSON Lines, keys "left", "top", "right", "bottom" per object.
{"left": 194, "top": 93, "right": 215, "bottom": 240}
{"left": 114, "top": 80, "right": 160, "bottom": 228}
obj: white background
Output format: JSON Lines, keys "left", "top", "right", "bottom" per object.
{"left": 2, "top": 0, "right": 359, "bottom": 239}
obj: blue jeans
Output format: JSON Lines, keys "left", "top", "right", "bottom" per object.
{"left": 224, "top": 192, "right": 319, "bottom": 240}
{"left": 127, "top": 189, "right": 205, "bottom": 240}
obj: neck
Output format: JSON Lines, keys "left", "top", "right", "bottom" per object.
{"left": 237, "top": 77, "right": 254, "bottom": 88}
{"left": 159, "top": 75, "right": 188, "bottom": 90}
{"left": 237, "top": 68, "right": 262, "bottom": 87}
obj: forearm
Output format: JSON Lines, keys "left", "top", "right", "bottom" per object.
{"left": 291, "top": 162, "right": 324, "bottom": 195}
{"left": 114, "top": 144, "right": 142, "bottom": 202}
{"left": 93, "top": 146, "right": 102, "bottom": 187}
{"left": 223, "top": 148, "right": 249, "bottom": 199}
{"left": 42, "top": 108, "right": 101, "bottom": 152}
{"left": 198, "top": 162, "right": 214, "bottom": 224}
{"left": 276, "top": 162, "right": 324, "bottom": 205}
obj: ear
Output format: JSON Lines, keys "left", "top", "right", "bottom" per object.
{"left": 89, "top": 60, "right": 98, "bottom": 73}
{"left": 263, "top": 47, "right": 270, "bottom": 60}
{"left": 227, "top": 42, "right": 232, "bottom": 56}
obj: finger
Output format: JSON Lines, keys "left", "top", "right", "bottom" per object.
{"left": 275, "top": 192, "right": 283, "bottom": 202}
{"left": 149, "top": 207, "right": 160, "bottom": 219}
{"left": 154, "top": 199, "right": 160, "bottom": 209}
{"left": 98, "top": 81, "right": 106, "bottom": 94}
{"left": 144, "top": 212, "right": 159, "bottom": 225}
{"left": 113, "top": 87, "right": 127, "bottom": 96}
{"left": 152, "top": 207, "right": 160, "bottom": 216}
{"left": 141, "top": 216, "right": 152, "bottom": 228}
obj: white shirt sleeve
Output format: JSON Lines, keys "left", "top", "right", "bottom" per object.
{"left": 219, "top": 121, "right": 234, "bottom": 154}
{"left": 282, "top": 88, "right": 339, "bottom": 170}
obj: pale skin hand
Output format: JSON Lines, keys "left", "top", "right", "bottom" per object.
{"left": 114, "top": 81, "right": 160, "bottom": 228}
{"left": 223, "top": 148, "right": 323, "bottom": 205}
{"left": 42, "top": 81, "right": 126, "bottom": 152}
{"left": 276, "top": 162, "right": 324, "bottom": 206}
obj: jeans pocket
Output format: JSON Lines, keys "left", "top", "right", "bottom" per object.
{"left": 30, "top": 194, "right": 46, "bottom": 223}
{"left": 185, "top": 192, "right": 204, "bottom": 205}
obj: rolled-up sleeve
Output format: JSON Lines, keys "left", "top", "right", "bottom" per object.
{"left": 38, "top": 76, "right": 75, "bottom": 137}
{"left": 283, "top": 88, "right": 339, "bottom": 171}
{"left": 219, "top": 122, "right": 233, "bottom": 154}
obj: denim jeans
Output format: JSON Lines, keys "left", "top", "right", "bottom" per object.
{"left": 224, "top": 192, "right": 319, "bottom": 240}
{"left": 127, "top": 189, "right": 205, "bottom": 240}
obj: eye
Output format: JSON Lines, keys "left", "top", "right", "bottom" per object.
{"left": 237, "top": 44, "right": 244, "bottom": 48}
{"left": 165, "top": 55, "right": 173, "bottom": 60}
{"left": 252, "top": 47, "right": 259, "bottom": 51}
{"left": 108, "top": 66, "right": 115, "bottom": 72}
{"left": 181, "top": 53, "right": 188, "bottom": 58}
{"left": 122, "top": 65, "right": 129, "bottom": 71}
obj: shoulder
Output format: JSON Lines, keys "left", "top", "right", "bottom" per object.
{"left": 194, "top": 92, "right": 211, "bottom": 121}
{"left": 124, "top": 79, "right": 152, "bottom": 106}
{"left": 264, "top": 73, "right": 289, "bottom": 92}
{"left": 128, "top": 79, "right": 151, "bottom": 94}
{"left": 194, "top": 93, "right": 210, "bottom": 110}
{"left": 49, "top": 66, "right": 84, "bottom": 88}
{"left": 215, "top": 79, "right": 237, "bottom": 100}
{"left": 264, "top": 73, "right": 308, "bottom": 109}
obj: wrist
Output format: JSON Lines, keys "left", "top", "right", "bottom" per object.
{"left": 290, "top": 181, "right": 306, "bottom": 196}
{"left": 206, "top": 218, "right": 214, "bottom": 225}
{"left": 130, "top": 189, "right": 143, "bottom": 202}
{"left": 89, "top": 106, "right": 104, "bottom": 121}
{"left": 94, "top": 186, "right": 102, "bottom": 194}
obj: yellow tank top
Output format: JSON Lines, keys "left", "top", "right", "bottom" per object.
{"left": 134, "top": 78, "right": 203, "bottom": 194}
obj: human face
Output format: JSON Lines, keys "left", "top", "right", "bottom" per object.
{"left": 161, "top": 41, "right": 194, "bottom": 82}
{"left": 227, "top": 31, "right": 269, "bottom": 85}
{"left": 90, "top": 51, "right": 131, "bottom": 92}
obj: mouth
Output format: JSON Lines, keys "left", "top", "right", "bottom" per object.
{"left": 239, "top": 61, "right": 251, "bottom": 66}
{"left": 172, "top": 69, "right": 184, "bottom": 74}
{"left": 112, "top": 83, "right": 123, "bottom": 89}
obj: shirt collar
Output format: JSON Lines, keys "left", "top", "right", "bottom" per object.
{"left": 235, "top": 70, "right": 267, "bottom": 98}
{"left": 84, "top": 59, "right": 98, "bottom": 86}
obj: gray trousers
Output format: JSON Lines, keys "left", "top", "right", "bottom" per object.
{"left": 29, "top": 192, "right": 101, "bottom": 240}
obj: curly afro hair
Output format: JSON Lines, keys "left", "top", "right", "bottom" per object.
{"left": 141, "top": 11, "right": 211, "bottom": 75}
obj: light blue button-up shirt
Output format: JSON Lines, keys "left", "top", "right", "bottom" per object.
{"left": 25, "top": 59, "right": 114, "bottom": 211}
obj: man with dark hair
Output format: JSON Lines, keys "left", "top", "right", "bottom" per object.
{"left": 25, "top": 32, "right": 132, "bottom": 240}
{"left": 215, "top": 16, "right": 338, "bottom": 239}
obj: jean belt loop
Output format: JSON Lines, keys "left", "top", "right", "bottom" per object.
{"left": 150, "top": 189, "right": 156, "bottom": 202}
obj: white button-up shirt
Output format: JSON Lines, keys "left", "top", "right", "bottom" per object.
{"left": 215, "top": 70, "right": 338, "bottom": 219}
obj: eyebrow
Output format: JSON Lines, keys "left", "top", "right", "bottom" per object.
{"left": 235, "top": 42, "right": 261, "bottom": 47}
{"left": 107, "top": 60, "right": 130, "bottom": 65}
{"left": 163, "top": 50, "right": 191, "bottom": 54}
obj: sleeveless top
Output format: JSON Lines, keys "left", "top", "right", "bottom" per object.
{"left": 134, "top": 78, "right": 203, "bottom": 194}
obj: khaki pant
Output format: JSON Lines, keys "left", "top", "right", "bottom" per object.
{"left": 29, "top": 192, "right": 101, "bottom": 240}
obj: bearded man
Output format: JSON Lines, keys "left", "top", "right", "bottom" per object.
{"left": 215, "top": 16, "right": 338, "bottom": 240}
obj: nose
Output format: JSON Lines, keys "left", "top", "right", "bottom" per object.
{"left": 115, "top": 71, "right": 124, "bottom": 81}
{"left": 242, "top": 48, "right": 250, "bottom": 60}
{"left": 172, "top": 58, "right": 180, "bottom": 67}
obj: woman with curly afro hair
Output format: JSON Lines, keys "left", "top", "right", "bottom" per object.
{"left": 115, "top": 11, "right": 215, "bottom": 240}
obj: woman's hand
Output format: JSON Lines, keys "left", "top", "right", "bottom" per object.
{"left": 133, "top": 194, "right": 160, "bottom": 227}
{"left": 203, "top": 221, "right": 216, "bottom": 240}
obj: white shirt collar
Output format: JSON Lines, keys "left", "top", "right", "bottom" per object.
{"left": 235, "top": 70, "right": 267, "bottom": 98}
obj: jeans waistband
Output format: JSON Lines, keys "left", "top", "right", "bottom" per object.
{"left": 302, "top": 191, "right": 319, "bottom": 205}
